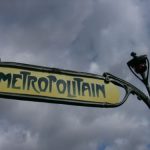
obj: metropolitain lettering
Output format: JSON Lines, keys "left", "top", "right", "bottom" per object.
{"left": 0, "top": 71, "right": 106, "bottom": 98}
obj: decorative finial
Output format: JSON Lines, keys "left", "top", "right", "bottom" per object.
{"left": 131, "top": 52, "right": 136, "bottom": 58}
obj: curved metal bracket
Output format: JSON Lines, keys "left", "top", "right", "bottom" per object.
{"left": 103, "top": 72, "right": 150, "bottom": 109}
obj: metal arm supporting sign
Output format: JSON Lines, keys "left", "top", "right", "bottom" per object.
{"left": 103, "top": 72, "right": 150, "bottom": 108}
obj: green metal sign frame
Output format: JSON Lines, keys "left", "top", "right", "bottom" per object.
{"left": 0, "top": 62, "right": 120, "bottom": 107}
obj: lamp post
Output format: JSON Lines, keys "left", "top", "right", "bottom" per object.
{"left": 127, "top": 52, "right": 150, "bottom": 96}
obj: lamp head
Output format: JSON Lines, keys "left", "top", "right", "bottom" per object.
{"left": 127, "top": 52, "right": 148, "bottom": 74}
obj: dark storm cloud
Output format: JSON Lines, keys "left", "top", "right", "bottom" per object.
{"left": 0, "top": 0, "right": 150, "bottom": 150}
{"left": 70, "top": 0, "right": 149, "bottom": 72}
{"left": 0, "top": 0, "right": 92, "bottom": 68}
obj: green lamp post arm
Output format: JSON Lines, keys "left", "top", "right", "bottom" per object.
{"left": 103, "top": 72, "right": 150, "bottom": 109}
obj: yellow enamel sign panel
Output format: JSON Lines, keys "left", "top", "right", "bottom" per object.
{"left": 0, "top": 64, "right": 120, "bottom": 106}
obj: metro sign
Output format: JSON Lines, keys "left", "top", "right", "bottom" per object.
{"left": 0, "top": 62, "right": 120, "bottom": 107}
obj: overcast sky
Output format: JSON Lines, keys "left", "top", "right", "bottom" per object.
{"left": 0, "top": 0, "right": 150, "bottom": 150}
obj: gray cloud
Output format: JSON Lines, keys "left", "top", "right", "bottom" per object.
{"left": 0, "top": 0, "right": 150, "bottom": 150}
